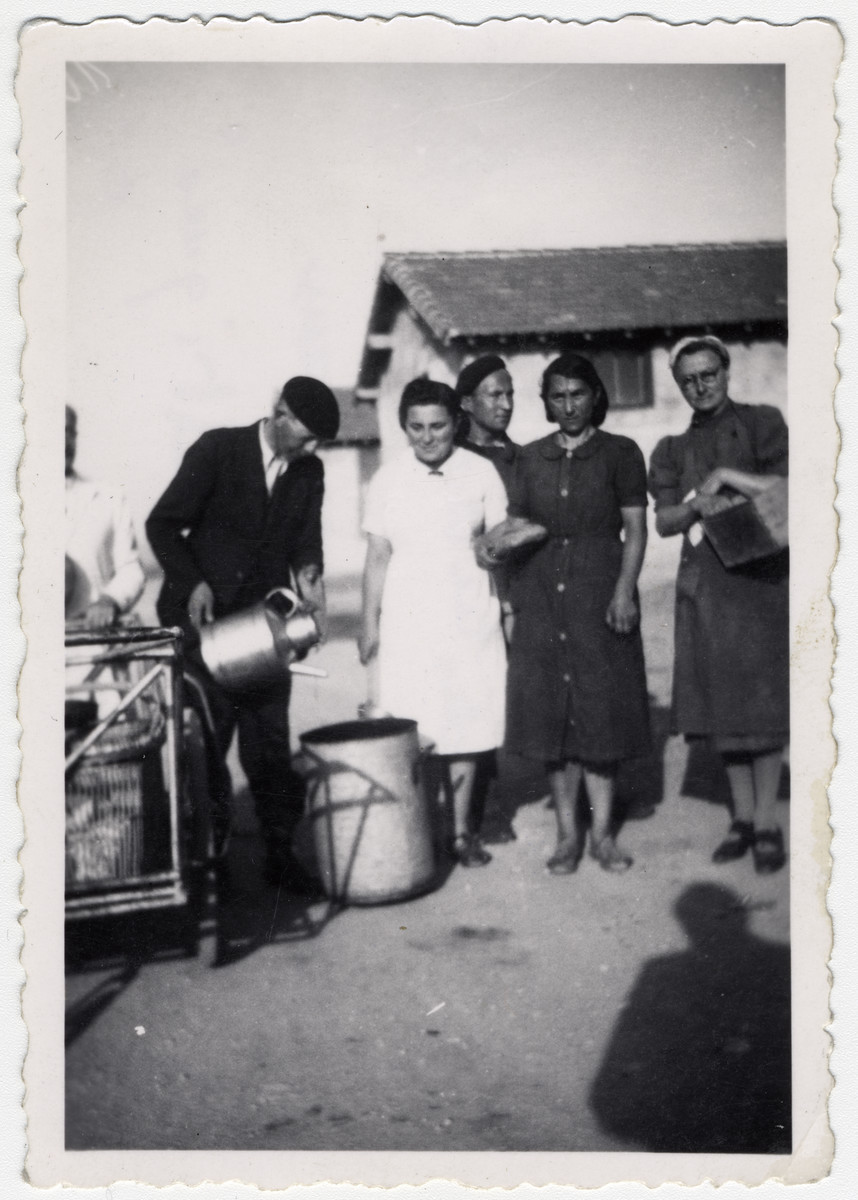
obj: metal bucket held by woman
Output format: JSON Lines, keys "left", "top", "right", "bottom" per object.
{"left": 200, "top": 587, "right": 320, "bottom": 690}
{"left": 299, "top": 717, "right": 436, "bottom": 905}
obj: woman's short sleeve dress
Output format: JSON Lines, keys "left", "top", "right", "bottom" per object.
{"left": 362, "top": 447, "right": 508, "bottom": 755}
{"left": 505, "top": 430, "right": 652, "bottom": 765}
{"left": 647, "top": 401, "right": 789, "bottom": 750}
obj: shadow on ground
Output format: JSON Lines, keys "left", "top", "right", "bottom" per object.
{"left": 209, "top": 833, "right": 339, "bottom": 969}
{"left": 64, "top": 853, "right": 211, "bottom": 978}
{"left": 65, "top": 894, "right": 206, "bottom": 1047}
{"left": 65, "top": 961, "right": 142, "bottom": 1048}
{"left": 217, "top": 790, "right": 459, "bottom": 968}
{"left": 615, "top": 701, "right": 673, "bottom": 821}
{"left": 64, "top": 832, "right": 340, "bottom": 1042}
{"left": 590, "top": 881, "right": 791, "bottom": 1154}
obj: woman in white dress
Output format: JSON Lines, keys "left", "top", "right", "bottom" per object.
{"left": 359, "top": 378, "right": 508, "bottom": 867}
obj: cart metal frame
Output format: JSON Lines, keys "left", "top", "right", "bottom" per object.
{"left": 64, "top": 626, "right": 203, "bottom": 921}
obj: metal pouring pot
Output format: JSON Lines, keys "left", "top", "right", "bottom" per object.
{"left": 200, "top": 587, "right": 321, "bottom": 690}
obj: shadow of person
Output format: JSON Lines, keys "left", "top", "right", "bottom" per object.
{"left": 589, "top": 882, "right": 791, "bottom": 1154}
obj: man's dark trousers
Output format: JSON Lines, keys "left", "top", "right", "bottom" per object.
{"left": 189, "top": 664, "right": 306, "bottom": 857}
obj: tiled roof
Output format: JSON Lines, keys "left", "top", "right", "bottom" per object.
{"left": 380, "top": 243, "right": 787, "bottom": 342}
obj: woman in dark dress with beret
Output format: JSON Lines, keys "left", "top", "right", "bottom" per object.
{"left": 502, "top": 353, "right": 652, "bottom": 874}
{"left": 648, "top": 335, "right": 789, "bottom": 874}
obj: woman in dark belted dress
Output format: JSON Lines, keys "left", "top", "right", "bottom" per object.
{"left": 648, "top": 335, "right": 789, "bottom": 873}
{"left": 501, "top": 352, "right": 652, "bottom": 874}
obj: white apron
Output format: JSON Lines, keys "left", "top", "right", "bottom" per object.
{"left": 363, "top": 448, "right": 507, "bottom": 755}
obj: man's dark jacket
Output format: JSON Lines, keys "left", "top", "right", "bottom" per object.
{"left": 455, "top": 431, "right": 519, "bottom": 492}
{"left": 146, "top": 422, "right": 324, "bottom": 640}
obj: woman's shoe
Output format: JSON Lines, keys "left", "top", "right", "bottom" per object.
{"left": 712, "top": 820, "right": 756, "bottom": 863}
{"left": 590, "top": 836, "right": 633, "bottom": 873}
{"left": 546, "top": 838, "right": 582, "bottom": 875}
{"left": 451, "top": 834, "right": 492, "bottom": 868}
{"left": 482, "top": 823, "right": 517, "bottom": 845}
{"left": 752, "top": 827, "right": 787, "bottom": 874}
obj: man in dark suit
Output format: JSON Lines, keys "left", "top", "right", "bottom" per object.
{"left": 146, "top": 377, "right": 340, "bottom": 888}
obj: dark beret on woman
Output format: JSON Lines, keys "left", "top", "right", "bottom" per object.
{"left": 540, "top": 352, "right": 610, "bottom": 427}
{"left": 398, "top": 377, "right": 461, "bottom": 429}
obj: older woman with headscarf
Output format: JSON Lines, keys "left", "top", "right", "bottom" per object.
{"left": 494, "top": 352, "right": 651, "bottom": 874}
{"left": 359, "top": 378, "right": 509, "bottom": 868}
{"left": 648, "top": 335, "right": 789, "bottom": 874}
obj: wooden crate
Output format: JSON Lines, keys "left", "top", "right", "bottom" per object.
{"left": 703, "top": 477, "right": 788, "bottom": 569}
{"left": 65, "top": 705, "right": 166, "bottom": 890}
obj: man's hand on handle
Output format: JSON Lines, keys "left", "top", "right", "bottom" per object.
{"left": 188, "top": 581, "right": 215, "bottom": 631}
{"left": 296, "top": 564, "right": 328, "bottom": 643}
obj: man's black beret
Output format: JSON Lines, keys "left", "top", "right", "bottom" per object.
{"left": 281, "top": 376, "right": 340, "bottom": 441}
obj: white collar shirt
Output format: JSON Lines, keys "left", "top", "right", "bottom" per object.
{"left": 259, "top": 419, "right": 287, "bottom": 494}
{"left": 65, "top": 472, "right": 145, "bottom": 616}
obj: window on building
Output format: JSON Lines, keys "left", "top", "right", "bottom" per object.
{"left": 588, "top": 347, "right": 654, "bottom": 409}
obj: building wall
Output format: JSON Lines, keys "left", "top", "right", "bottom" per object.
{"left": 375, "top": 309, "right": 454, "bottom": 463}
{"left": 317, "top": 444, "right": 380, "bottom": 582}
{"left": 494, "top": 339, "right": 787, "bottom": 461}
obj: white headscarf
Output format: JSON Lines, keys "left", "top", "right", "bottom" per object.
{"left": 668, "top": 334, "right": 731, "bottom": 374}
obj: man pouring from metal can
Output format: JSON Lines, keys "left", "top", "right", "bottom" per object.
{"left": 146, "top": 376, "right": 340, "bottom": 891}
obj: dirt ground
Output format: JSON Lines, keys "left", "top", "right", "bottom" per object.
{"left": 64, "top": 579, "right": 791, "bottom": 1153}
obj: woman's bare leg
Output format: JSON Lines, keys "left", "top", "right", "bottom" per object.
{"left": 549, "top": 761, "right": 583, "bottom": 845}
{"left": 584, "top": 766, "right": 632, "bottom": 870}
{"left": 749, "top": 748, "right": 787, "bottom": 871}
{"left": 448, "top": 756, "right": 492, "bottom": 867}
{"left": 449, "top": 756, "right": 478, "bottom": 841}
{"left": 584, "top": 768, "right": 614, "bottom": 845}
{"left": 724, "top": 760, "right": 755, "bottom": 825}
{"left": 712, "top": 756, "right": 757, "bottom": 863}
{"left": 751, "top": 749, "right": 784, "bottom": 831}
{"left": 545, "top": 761, "right": 583, "bottom": 872}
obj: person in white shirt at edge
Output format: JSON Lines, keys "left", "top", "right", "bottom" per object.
{"left": 359, "top": 378, "right": 508, "bottom": 869}
{"left": 65, "top": 404, "right": 145, "bottom": 629}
